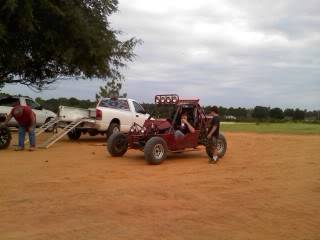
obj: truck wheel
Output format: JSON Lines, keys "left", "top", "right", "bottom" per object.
{"left": 144, "top": 137, "right": 168, "bottom": 165}
{"left": 107, "top": 123, "right": 120, "bottom": 139}
{"left": 107, "top": 132, "right": 128, "bottom": 157}
{"left": 0, "top": 125, "right": 11, "bottom": 149}
{"left": 44, "top": 117, "right": 55, "bottom": 132}
{"left": 217, "top": 133, "right": 227, "bottom": 158}
{"left": 67, "top": 129, "right": 81, "bottom": 140}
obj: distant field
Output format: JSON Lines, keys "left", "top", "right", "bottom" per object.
{"left": 221, "top": 122, "right": 320, "bottom": 134}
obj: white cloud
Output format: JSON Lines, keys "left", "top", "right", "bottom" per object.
{"left": 4, "top": 0, "right": 320, "bottom": 109}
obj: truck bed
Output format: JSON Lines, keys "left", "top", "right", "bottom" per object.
{"left": 58, "top": 105, "right": 96, "bottom": 122}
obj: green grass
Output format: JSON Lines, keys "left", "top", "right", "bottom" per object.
{"left": 221, "top": 122, "right": 320, "bottom": 135}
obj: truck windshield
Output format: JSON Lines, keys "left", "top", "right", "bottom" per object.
{"left": 99, "top": 99, "right": 130, "bottom": 111}
{"left": 26, "top": 99, "right": 41, "bottom": 109}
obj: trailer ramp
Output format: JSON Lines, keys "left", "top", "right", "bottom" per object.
{"left": 38, "top": 118, "right": 95, "bottom": 149}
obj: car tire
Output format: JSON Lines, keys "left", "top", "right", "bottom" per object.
{"left": 217, "top": 133, "right": 227, "bottom": 158}
{"left": 144, "top": 137, "right": 168, "bottom": 165}
{"left": 107, "top": 123, "right": 120, "bottom": 139}
{"left": 44, "top": 117, "right": 55, "bottom": 132}
{"left": 67, "top": 128, "right": 81, "bottom": 140}
{"left": 107, "top": 132, "right": 128, "bottom": 157}
{"left": 0, "top": 125, "right": 11, "bottom": 149}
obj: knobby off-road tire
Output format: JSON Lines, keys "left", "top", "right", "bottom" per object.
{"left": 0, "top": 125, "right": 11, "bottom": 149}
{"left": 67, "top": 128, "right": 81, "bottom": 140}
{"left": 217, "top": 133, "right": 227, "bottom": 158}
{"left": 107, "top": 123, "right": 120, "bottom": 139}
{"left": 144, "top": 137, "right": 168, "bottom": 165}
{"left": 107, "top": 132, "right": 128, "bottom": 157}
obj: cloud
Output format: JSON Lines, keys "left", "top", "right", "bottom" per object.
{"left": 3, "top": 0, "right": 320, "bottom": 110}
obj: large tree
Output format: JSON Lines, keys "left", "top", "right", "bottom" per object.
{"left": 95, "top": 78, "right": 127, "bottom": 100}
{"left": 0, "top": 0, "right": 139, "bottom": 89}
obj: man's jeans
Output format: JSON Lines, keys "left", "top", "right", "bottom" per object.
{"left": 205, "top": 136, "right": 218, "bottom": 159}
{"left": 18, "top": 126, "right": 35, "bottom": 148}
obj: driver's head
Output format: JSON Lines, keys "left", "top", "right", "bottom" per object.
{"left": 181, "top": 111, "right": 188, "bottom": 120}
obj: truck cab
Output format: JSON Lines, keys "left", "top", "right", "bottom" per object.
{"left": 95, "top": 98, "right": 149, "bottom": 136}
{"left": 0, "top": 96, "right": 56, "bottom": 127}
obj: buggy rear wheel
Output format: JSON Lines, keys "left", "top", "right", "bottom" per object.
{"left": 144, "top": 137, "right": 168, "bottom": 165}
{"left": 0, "top": 125, "right": 11, "bottom": 149}
{"left": 107, "top": 132, "right": 128, "bottom": 157}
{"left": 217, "top": 133, "right": 227, "bottom": 157}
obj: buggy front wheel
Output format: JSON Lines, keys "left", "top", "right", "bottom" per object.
{"left": 217, "top": 133, "right": 227, "bottom": 158}
{"left": 144, "top": 137, "right": 168, "bottom": 165}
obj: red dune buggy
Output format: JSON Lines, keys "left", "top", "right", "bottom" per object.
{"left": 107, "top": 94, "right": 227, "bottom": 165}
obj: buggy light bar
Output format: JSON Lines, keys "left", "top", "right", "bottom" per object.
{"left": 155, "top": 94, "right": 179, "bottom": 105}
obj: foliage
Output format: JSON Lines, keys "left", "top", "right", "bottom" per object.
{"left": 284, "top": 108, "right": 295, "bottom": 119}
{"left": 0, "top": 0, "right": 140, "bottom": 89}
{"left": 95, "top": 79, "right": 127, "bottom": 100}
{"left": 269, "top": 107, "right": 283, "bottom": 119}
{"left": 2, "top": 91, "right": 318, "bottom": 121}
{"left": 252, "top": 106, "right": 269, "bottom": 120}
{"left": 293, "top": 108, "right": 305, "bottom": 120}
{"left": 35, "top": 97, "right": 95, "bottom": 113}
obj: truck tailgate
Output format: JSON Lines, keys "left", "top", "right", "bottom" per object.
{"left": 58, "top": 105, "right": 91, "bottom": 122}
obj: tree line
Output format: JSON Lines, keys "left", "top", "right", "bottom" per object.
{"left": 24, "top": 96, "right": 320, "bottom": 122}
{"left": 1, "top": 92, "right": 318, "bottom": 122}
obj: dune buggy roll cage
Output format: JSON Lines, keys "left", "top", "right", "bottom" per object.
{"left": 153, "top": 94, "right": 207, "bottom": 135}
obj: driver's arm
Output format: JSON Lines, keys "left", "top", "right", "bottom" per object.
{"left": 182, "top": 118, "right": 195, "bottom": 133}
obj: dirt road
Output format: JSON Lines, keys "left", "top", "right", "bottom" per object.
{"left": 1, "top": 132, "right": 319, "bottom": 240}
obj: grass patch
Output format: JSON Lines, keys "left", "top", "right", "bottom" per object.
{"left": 221, "top": 122, "right": 320, "bottom": 135}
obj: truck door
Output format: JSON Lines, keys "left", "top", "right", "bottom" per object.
{"left": 132, "top": 101, "right": 148, "bottom": 126}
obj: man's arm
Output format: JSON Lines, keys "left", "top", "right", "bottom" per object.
{"left": 207, "top": 125, "right": 217, "bottom": 138}
{"left": 182, "top": 119, "right": 195, "bottom": 133}
{"left": 30, "top": 113, "right": 36, "bottom": 126}
{"left": 3, "top": 113, "right": 13, "bottom": 125}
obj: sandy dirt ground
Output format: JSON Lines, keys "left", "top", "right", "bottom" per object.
{"left": 0, "top": 132, "right": 319, "bottom": 240}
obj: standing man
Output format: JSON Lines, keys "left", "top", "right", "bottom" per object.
{"left": 206, "top": 106, "right": 220, "bottom": 163}
{"left": 4, "top": 105, "right": 36, "bottom": 151}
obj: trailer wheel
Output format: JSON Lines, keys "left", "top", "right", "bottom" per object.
{"left": 107, "top": 123, "right": 120, "bottom": 139}
{"left": 107, "top": 132, "right": 128, "bottom": 157}
{"left": 67, "top": 128, "right": 81, "bottom": 140}
{"left": 0, "top": 125, "right": 11, "bottom": 149}
{"left": 217, "top": 133, "right": 227, "bottom": 158}
{"left": 144, "top": 137, "right": 168, "bottom": 165}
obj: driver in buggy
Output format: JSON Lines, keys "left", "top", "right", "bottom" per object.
{"left": 174, "top": 110, "right": 195, "bottom": 139}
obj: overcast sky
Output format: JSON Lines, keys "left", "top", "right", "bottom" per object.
{"left": 3, "top": 0, "right": 320, "bottom": 109}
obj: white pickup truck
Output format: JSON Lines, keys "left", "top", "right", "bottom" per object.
{"left": 0, "top": 96, "right": 57, "bottom": 128}
{"left": 59, "top": 98, "right": 149, "bottom": 140}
